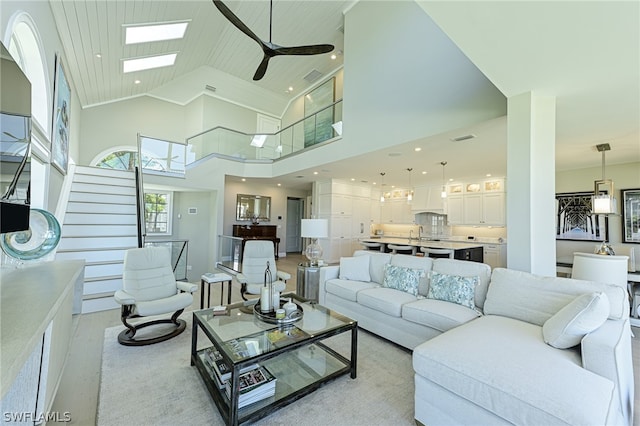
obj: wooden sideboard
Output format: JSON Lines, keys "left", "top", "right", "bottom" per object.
{"left": 232, "top": 225, "right": 280, "bottom": 259}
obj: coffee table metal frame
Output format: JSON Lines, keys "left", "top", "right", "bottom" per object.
{"left": 191, "top": 293, "right": 357, "bottom": 425}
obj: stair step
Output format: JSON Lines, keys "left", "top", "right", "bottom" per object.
{"left": 66, "top": 202, "right": 137, "bottom": 215}
{"left": 57, "top": 236, "right": 139, "bottom": 251}
{"left": 61, "top": 224, "right": 138, "bottom": 237}
{"left": 82, "top": 296, "right": 120, "bottom": 314}
{"left": 56, "top": 249, "right": 127, "bottom": 263}
{"left": 71, "top": 182, "right": 136, "bottom": 196}
{"left": 64, "top": 212, "right": 137, "bottom": 226}
{"left": 74, "top": 166, "right": 134, "bottom": 180}
{"left": 68, "top": 192, "right": 136, "bottom": 204}
{"left": 85, "top": 263, "right": 124, "bottom": 279}
{"left": 83, "top": 278, "right": 122, "bottom": 295}
{"left": 73, "top": 173, "right": 135, "bottom": 187}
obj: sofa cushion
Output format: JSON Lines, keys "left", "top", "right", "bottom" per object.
{"left": 339, "top": 255, "right": 371, "bottom": 282}
{"left": 432, "top": 258, "right": 491, "bottom": 310}
{"left": 413, "top": 315, "right": 614, "bottom": 426}
{"left": 325, "top": 278, "right": 379, "bottom": 302}
{"left": 543, "top": 292, "right": 610, "bottom": 349}
{"left": 390, "top": 254, "right": 433, "bottom": 296}
{"left": 484, "top": 268, "right": 628, "bottom": 326}
{"left": 402, "top": 298, "right": 481, "bottom": 332}
{"left": 357, "top": 287, "right": 417, "bottom": 317}
{"left": 427, "top": 271, "right": 478, "bottom": 310}
{"left": 382, "top": 263, "right": 424, "bottom": 296}
{"left": 354, "top": 250, "right": 392, "bottom": 284}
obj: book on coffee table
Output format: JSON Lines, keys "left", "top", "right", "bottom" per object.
{"left": 224, "top": 365, "right": 277, "bottom": 408}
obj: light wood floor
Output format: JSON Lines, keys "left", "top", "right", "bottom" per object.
{"left": 51, "top": 253, "right": 640, "bottom": 425}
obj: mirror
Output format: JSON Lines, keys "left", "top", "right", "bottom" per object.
{"left": 236, "top": 194, "right": 271, "bottom": 222}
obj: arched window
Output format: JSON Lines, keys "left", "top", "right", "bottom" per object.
{"left": 95, "top": 150, "right": 166, "bottom": 171}
{"left": 5, "top": 14, "right": 50, "bottom": 137}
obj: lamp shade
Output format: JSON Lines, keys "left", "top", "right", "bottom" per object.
{"left": 301, "top": 219, "right": 328, "bottom": 238}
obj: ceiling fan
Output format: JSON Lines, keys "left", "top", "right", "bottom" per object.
{"left": 212, "top": 0, "right": 335, "bottom": 81}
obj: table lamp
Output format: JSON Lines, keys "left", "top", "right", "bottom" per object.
{"left": 301, "top": 219, "right": 328, "bottom": 266}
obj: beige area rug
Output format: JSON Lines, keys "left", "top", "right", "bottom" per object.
{"left": 98, "top": 316, "right": 415, "bottom": 425}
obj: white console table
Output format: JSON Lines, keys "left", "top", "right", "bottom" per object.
{"left": 1, "top": 260, "right": 85, "bottom": 422}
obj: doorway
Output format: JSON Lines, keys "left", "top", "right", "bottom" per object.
{"left": 286, "top": 197, "right": 304, "bottom": 253}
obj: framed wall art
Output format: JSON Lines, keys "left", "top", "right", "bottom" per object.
{"left": 52, "top": 54, "right": 70, "bottom": 174}
{"left": 622, "top": 188, "right": 640, "bottom": 243}
{"left": 556, "top": 191, "right": 608, "bottom": 241}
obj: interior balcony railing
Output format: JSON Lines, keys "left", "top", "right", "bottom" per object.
{"left": 215, "top": 235, "right": 244, "bottom": 274}
{"left": 136, "top": 100, "right": 342, "bottom": 176}
{"left": 185, "top": 99, "right": 342, "bottom": 165}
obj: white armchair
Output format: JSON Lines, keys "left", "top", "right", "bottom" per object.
{"left": 237, "top": 240, "right": 290, "bottom": 300}
{"left": 114, "top": 246, "right": 197, "bottom": 346}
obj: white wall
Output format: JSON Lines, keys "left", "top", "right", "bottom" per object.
{"left": 341, "top": 1, "right": 506, "bottom": 154}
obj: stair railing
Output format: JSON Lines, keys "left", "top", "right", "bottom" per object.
{"left": 135, "top": 133, "right": 147, "bottom": 247}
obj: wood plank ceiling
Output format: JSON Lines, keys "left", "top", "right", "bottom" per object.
{"left": 49, "top": 0, "right": 350, "bottom": 111}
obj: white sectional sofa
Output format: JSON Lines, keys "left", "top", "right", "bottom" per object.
{"left": 318, "top": 250, "right": 634, "bottom": 426}
{"left": 318, "top": 250, "right": 491, "bottom": 350}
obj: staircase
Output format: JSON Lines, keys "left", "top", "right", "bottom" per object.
{"left": 55, "top": 166, "right": 139, "bottom": 313}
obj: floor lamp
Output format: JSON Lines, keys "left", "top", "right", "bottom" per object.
{"left": 301, "top": 219, "right": 328, "bottom": 266}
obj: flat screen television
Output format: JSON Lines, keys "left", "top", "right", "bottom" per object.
{"left": 0, "top": 41, "right": 32, "bottom": 234}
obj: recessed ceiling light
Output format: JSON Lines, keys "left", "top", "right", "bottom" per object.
{"left": 350, "top": 178, "right": 355, "bottom": 181}
{"left": 288, "top": 86, "right": 294, "bottom": 91}
{"left": 330, "top": 53, "right": 337, "bottom": 60}
{"left": 486, "top": 173, "right": 492, "bottom": 177}
{"left": 134, "top": 80, "right": 141, "bottom": 84}
{"left": 123, "top": 53, "right": 177, "bottom": 73}
{"left": 414, "top": 147, "right": 422, "bottom": 152}
{"left": 241, "top": 178, "right": 246, "bottom": 182}
{"left": 125, "top": 21, "right": 189, "bottom": 44}
{"left": 313, "top": 171, "right": 319, "bottom": 175}
{"left": 277, "top": 183, "right": 281, "bottom": 187}
{"left": 95, "top": 53, "right": 102, "bottom": 58}
{"left": 449, "top": 178, "right": 454, "bottom": 182}
{"left": 421, "top": 171, "right": 427, "bottom": 175}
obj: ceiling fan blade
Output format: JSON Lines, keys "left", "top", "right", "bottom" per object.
{"left": 212, "top": 0, "right": 263, "bottom": 46}
{"left": 253, "top": 55, "right": 271, "bottom": 81}
{"left": 274, "top": 44, "right": 335, "bottom": 56}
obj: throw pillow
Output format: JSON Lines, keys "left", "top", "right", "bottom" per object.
{"left": 427, "top": 271, "right": 479, "bottom": 310}
{"left": 382, "top": 264, "right": 424, "bottom": 296}
{"left": 542, "top": 292, "right": 609, "bottom": 349}
{"left": 339, "top": 255, "right": 371, "bottom": 282}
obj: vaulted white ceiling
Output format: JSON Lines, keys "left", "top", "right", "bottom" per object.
{"left": 48, "top": 0, "right": 639, "bottom": 189}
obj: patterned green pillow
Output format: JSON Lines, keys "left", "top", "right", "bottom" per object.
{"left": 382, "top": 264, "right": 424, "bottom": 296}
{"left": 427, "top": 271, "right": 479, "bottom": 309}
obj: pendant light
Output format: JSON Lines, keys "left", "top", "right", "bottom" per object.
{"left": 406, "top": 168, "right": 413, "bottom": 203}
{"left": 380, "top": 172, "right": 386, "bottom": 203}
{"left": 592, "top": 144, "right": 617, "bottom": 214}
{"left": 440, "top": 161, "right": 448, "bottom": 198}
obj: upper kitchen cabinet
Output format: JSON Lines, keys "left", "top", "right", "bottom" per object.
{"left": 446, "top": 179, "right": 505, "bottom": 226}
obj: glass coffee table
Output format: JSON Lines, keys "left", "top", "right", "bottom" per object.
{"left": 191, "top": 293, "right": 357, "bottom": 425}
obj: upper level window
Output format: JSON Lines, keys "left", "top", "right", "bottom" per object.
{"left": 95, "top": 150, "right": 166, "bottom": 171}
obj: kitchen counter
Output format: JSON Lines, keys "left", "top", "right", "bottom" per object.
{"left": 361, "top": 237, "right": 484, "bottom": 250}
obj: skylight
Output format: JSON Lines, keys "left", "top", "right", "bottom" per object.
{"left": 125, "top": 21, "right": 189, "bottom": 44}
{"left": 123, "top": 53, "right": 177, "bottom": 73}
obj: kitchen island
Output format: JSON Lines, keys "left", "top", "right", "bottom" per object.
{"left": 359, "top": 237, "right": 484, "bottom": 262}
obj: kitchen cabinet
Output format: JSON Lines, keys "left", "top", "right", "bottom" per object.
{"left": 314, "top": 179, "right": 373, "bottom": 263}
{"left": 483, "top": 244, "right": 507, "bottom": 268}
{"left": 445, "top": 179, "right": 505, "bottom": 226}
{"left": 445, "top": 195, "right": 464, "bottom": 225}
